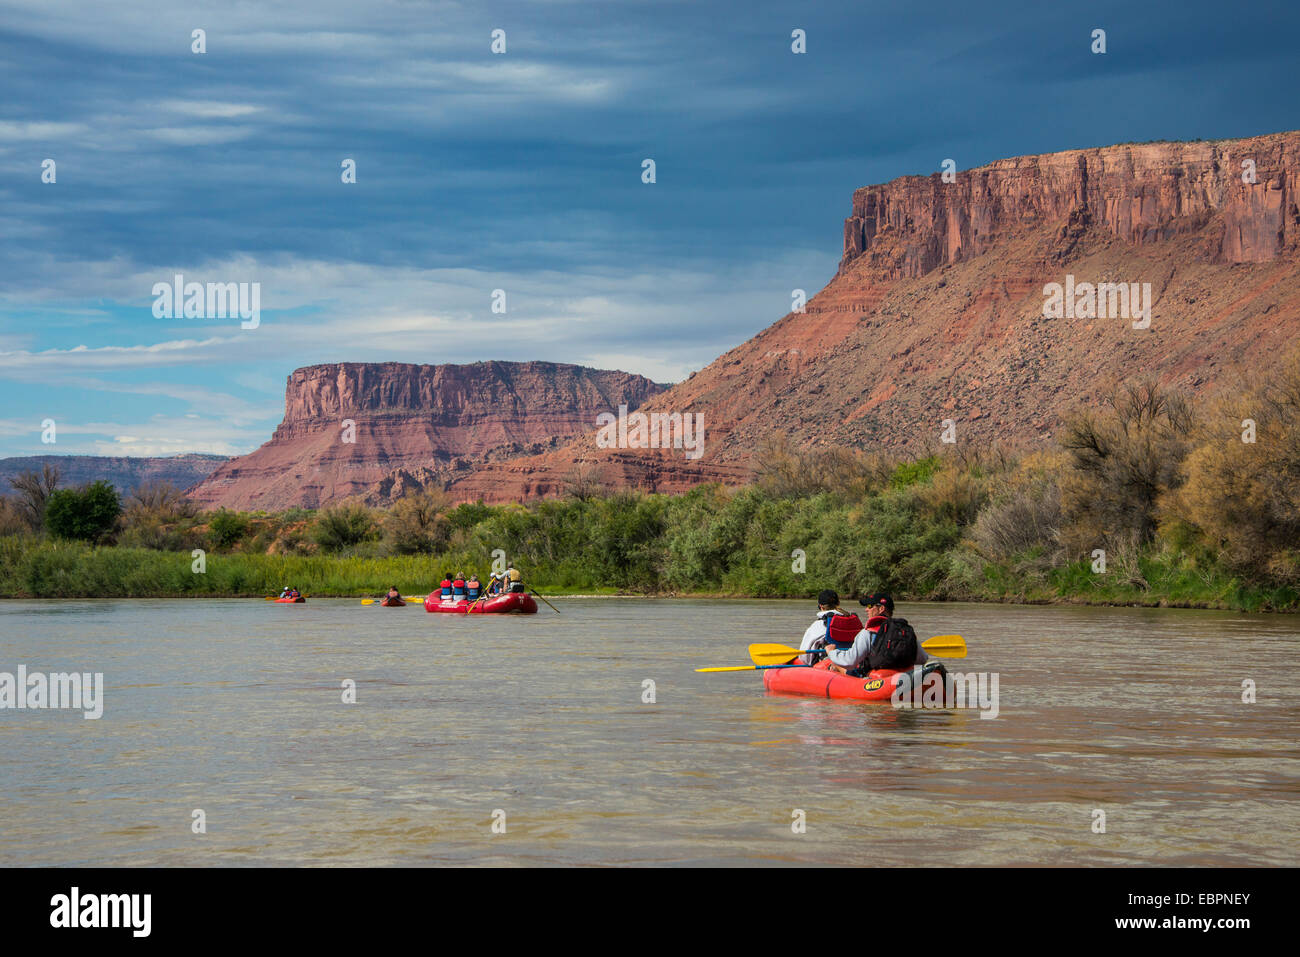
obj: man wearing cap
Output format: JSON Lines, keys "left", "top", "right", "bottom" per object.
{"left": 798, "top": 590, "right": 860, "bottom": 665}
{"left": 823, "top": 591, "right": 928, "bottom": 675}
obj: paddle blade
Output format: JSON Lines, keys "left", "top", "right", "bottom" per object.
{"left": 361, "top": 599, "right": 376, "bottom": 605}
{"left": 749, "top": 643, "right": 803, "bottom": 665}
{"left": 922, "top": 634, "right": 967, "bottom": 658}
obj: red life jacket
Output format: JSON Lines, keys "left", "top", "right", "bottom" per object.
{"left": 439, "top": 578, "right": 452, "bottom": 598}
{"left": 825, "top": 611, "right": 865, "bottom": 646}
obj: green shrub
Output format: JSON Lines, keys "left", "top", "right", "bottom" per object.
{"left": 208, "top": 508, "right": 250, "bottom": 549}
{"left": 45, "top": 481, "right": 121, "bottom": 543}
{"left": 311, "top": 502, "right": 378, "bottom": 553}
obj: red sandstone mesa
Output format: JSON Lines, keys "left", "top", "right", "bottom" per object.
{"left": 186, "top": 361, "right": 665, "bottom": 510}
{"left": 197, "top": 132, "right": 1300, "bottom": 508}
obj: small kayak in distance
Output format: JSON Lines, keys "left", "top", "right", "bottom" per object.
{"left": 380, "top": 597, "right": 406, "bottom": 607}
{"left": 423, "top": 593, "right": 539, "bottom": 614}
{"left": 274, "top": 596, "right": 305, "bottom": 604}
{"left": 763, "top": 658, "right": 950, "bottom": 703}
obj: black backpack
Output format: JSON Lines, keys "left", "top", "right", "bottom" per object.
{"left": 866, "top": 617, "right": 919, "bottom": 671}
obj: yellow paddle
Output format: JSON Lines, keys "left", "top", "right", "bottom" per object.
{"left": 748, "top": 634, "right": 967, "bottom": 665}
{"left": 697, "top": 634, "right": 967, "bottom": 674}
{"left": 361, "top": 594, "right": 426, "bottom": 605}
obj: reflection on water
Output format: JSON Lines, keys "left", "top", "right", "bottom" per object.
{"left": 1, "top": 598, "right": 1296, "bottom": 866}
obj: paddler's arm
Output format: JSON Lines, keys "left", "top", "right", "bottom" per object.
{"left": 824, "top": 628, "right": 874, "bottom": 669}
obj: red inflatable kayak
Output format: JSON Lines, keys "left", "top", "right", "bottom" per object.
{"left": 763, "top": 658, "right": 950, "bottom": 703}
{"left": 424, "top": 593, "right": 538, "bottom": 614}
{"left": 274, "top": 596, "right": 305, "bottom": 604}
{"left": 380, "top": 597, "right": 406, "bottom": 607}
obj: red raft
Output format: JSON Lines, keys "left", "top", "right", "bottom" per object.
{"left": 763, "top": 658, "right": 950, "bottom": 703}
{"left": 274, "top": 596, "right": 305, "bottom": 604}
{"left": 424, "top": 592, "right": 538, "bottom": 615}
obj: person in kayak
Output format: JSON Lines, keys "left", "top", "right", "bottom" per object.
{"left": 466, "top": 574, "right": 482, "bottom": 601}
{"left": 279, "top": 585, "right": 291, "bottom": 599}
{"left": 798, "top": 590, "right": 863, "bottom": 665}
{"left": 385, "top": 586, "right": 402, "bottom": 602}
{"left": 439, "top": 572, "right": 453, "bottom": 601}
{"left": 823, "top": 592, "right": 927, "bottom": 676}
{"left": 452, "top": 572, "right": 467, "bottom": 600}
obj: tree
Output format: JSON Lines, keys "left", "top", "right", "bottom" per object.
{"left": 207, "top": 508, "right": 249, "bottom": 548}
{"left": 311, "top": 501, "right": 377, "bottom": 552}
{"left": 1167, "top": 353, "right": 1300, "bottom": 581}
{"left": 44, "top": 480, "right": 121, "bottom": 543}
{"left": 562, "top": 463, "right": 607, "bottom": 502}
{"left": 1059, "top": 380, "right": 1193, "bottom": 555}
{"left": 9, "top": 463, "right": 60, "bottom": 531}
{"left": 118, "top": 482, "right": 200, "bottom": 549}
{"left": 385, "top": 489, "right": 451, "bottom": 554}
{"left": 0, "top": 496, "right": 28, "bottom": 536}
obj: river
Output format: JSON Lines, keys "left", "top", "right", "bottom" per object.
{"left": 1, "top": 598, "right": 1296, "bottom": 866}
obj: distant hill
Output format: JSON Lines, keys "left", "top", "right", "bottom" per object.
{"left": 0, "top": 454, "right": 229, "bottom": 497}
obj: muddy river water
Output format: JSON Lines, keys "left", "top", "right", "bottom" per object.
{"left": 1, "top": 597, "right": 1296, "bottom": 865}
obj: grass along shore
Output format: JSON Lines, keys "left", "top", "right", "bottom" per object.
{"left": 0, "top": 536, "right": 1294, "bottom": 611}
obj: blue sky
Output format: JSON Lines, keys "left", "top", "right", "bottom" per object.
{"left": 1, "top": 0, "right": 1297, "bottom": 457}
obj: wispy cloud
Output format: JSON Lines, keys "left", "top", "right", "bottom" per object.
{"left": 0, "top": 337, "right": 235, "bottom": 374}
{"left": 0, "top": 120, "right": 88, "bottom": 139}
{"left": 155, "top": 100, "right": 263, "bottom": 119}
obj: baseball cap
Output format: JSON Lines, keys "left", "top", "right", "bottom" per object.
{"left": 859, "top": 592, "right": 894, "bottom": 612}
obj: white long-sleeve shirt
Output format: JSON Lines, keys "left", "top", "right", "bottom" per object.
{"left": 798, "top": 609, "right": 848, "bottom": 664}
{"left": 798, "top": 611, "right": 835, "bottom": 651}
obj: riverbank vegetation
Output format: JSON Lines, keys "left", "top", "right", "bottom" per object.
{"left": 2, "top": 357, "right": 1298, "bottom": 609}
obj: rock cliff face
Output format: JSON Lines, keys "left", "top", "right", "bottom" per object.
{"left": 187, "top": 362, "right": 665, "bottom": 509}
{"left": 448, "top": 131, "right": 1300, "bottom": 502}
{"left": 840, "top": 135, "right": 1299, "bottom": 275}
